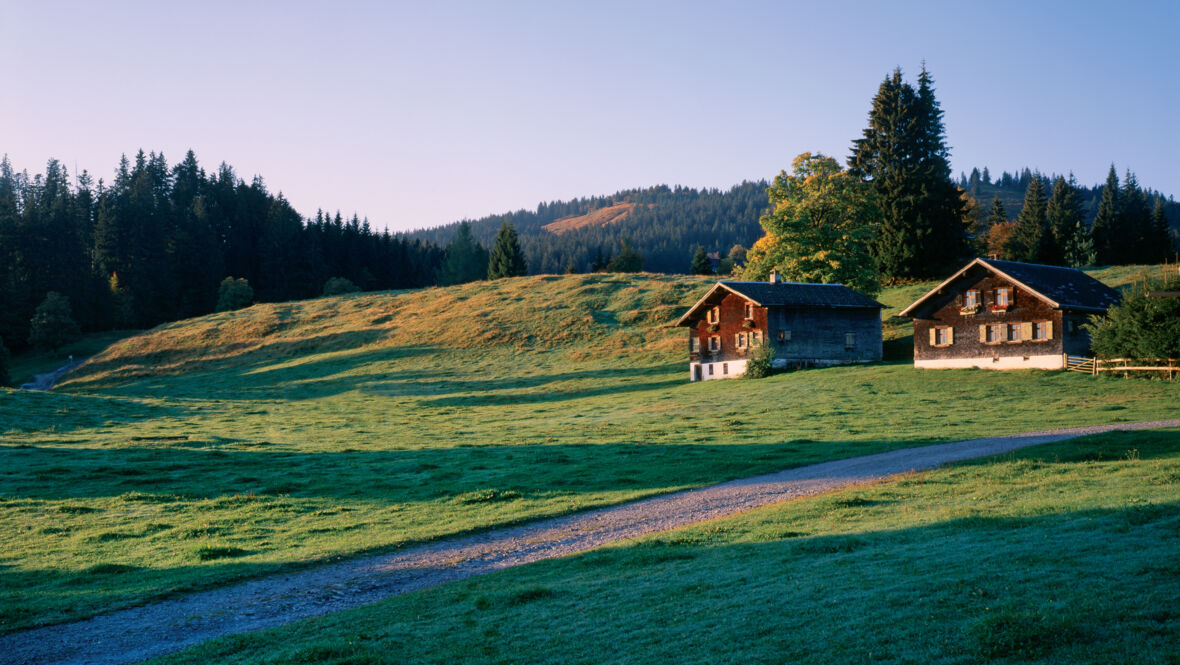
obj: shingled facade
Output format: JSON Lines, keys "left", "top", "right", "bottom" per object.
{"left": 900, "top": 258, "right": 1121, "bottom": 370}
{"left": 676, "top": 271, "right": 884, "bottom": 381}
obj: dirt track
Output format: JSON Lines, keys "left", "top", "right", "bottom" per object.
{"left": 3, "top": 419, "right": 1178, "bottom": 665}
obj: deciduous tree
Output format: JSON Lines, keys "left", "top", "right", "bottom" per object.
{"left": 28, "top": 292, "right": 81, "bottom": 352}
{"left": 743, "top": 152, "right": 881, "bottom": 295}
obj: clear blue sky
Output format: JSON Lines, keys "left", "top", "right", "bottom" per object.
{"left": 2, "top": 1, "right": 1176, "bottom": 232}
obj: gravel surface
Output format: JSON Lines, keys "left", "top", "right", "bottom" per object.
{"left": 19, "top": 361, "right": 82, "bottom": 391}
{"left": 4, "top": 419, "right": 1178, "bottom": 665}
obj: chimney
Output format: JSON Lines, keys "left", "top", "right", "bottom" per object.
{"left": 769, "top": 269, "right": 781, "bottom": 284}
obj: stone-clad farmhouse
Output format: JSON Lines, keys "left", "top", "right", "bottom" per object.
{"left": 676, "top": 271, "right": 884, "bottom": 381}
{"left": 900, "top": 258, "right": 1121, "bottom": 370}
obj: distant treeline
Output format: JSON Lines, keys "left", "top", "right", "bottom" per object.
{"left": 0, "top": 151, "right": 442, "bottom": 351}
{"left": 958, "top": 166, "right": 1179, "bottom": 232}
{"left": 410, "top": 182, "right": 770, "bottom": 274}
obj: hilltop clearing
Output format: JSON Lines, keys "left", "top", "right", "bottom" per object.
{"left": 2, "top": 269, "right": 1177, "bottom": 633}
{"left": 541, "top": 203, "right": 652, "bottom": 234}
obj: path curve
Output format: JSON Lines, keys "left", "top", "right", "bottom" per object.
{"left": 3, "top": 419, "right": 1178, "bottom": 665}
{"left": 19, "top": 360, "right": 82, "bottom": 391}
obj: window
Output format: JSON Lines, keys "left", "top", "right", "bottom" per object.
{"left": 744, "top": 303, "right": 755, "bottom": 319}
{"left": 735, "top": 333, "right": 747, "bottom": 349}
{"left": 707, "top": 306, "right": 719, "bottom": 324}
{"left": 1067, "top": 320, "right": 1079, "bottom": 336}
{"left": 708, "top": 364, "right": 714, "bottom": 376}
{"left": 930, "top": 326, "right": 952, "bottom": 347}
{"left": 690, "top": 336, "right": 701, "bottom": 353}
{"left": 722, "top": 362, "right": 728, "bottom": 375}
{"left": 964, "top": 290, "right": 980, "bottom": 308}
{"left": 708, "top": 336, "right": 721, "bottom": 352}
{"left": 845, "top": 332, "right": 856, "bottom": 349}
{"left": 995, "top": 287, "right": 1013, "bottom": 308}
{"left": 983, "top": 323, "right": 1005, "bottom": 344}
{"left": 751, "top": 330, "right": 762, "bottom": 346}
{"left": 1008, "top": 323, "right": 1022, "bottom": 342}
{"left": 777, "top": 330, "right": 791, "bottom": 343}
{"left": 1033, "top": 321, "right": 1052, "bottom": 341}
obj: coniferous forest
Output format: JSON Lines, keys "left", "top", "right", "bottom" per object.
{"left": 0, "top": 150, "right": 442, "bottom": 352}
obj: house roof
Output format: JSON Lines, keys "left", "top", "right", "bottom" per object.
{"left": 676, "top": 280, "right": 884, "bottom": 327}
{"left": 898, "top": 258, "right": 1122, "bottom": 318}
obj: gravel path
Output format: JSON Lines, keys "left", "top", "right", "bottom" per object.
{"left": 4, "top": 419, "right": 1178, "bottom": 665}
{"left": 19, "top": 360, "right": 82, "bottom": 391}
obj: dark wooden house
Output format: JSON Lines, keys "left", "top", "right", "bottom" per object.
{"left": 676, "top": 270, "right": 884, "bottom": 381}
{"left": 900, "top": 258, "right": 1121, "bottom": 370}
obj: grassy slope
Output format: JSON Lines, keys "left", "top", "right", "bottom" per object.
{"left": 1, "top": 267, "right": 1175, "bottom": 633}
{"left": 152, "top": 428, "right": 1180, "bottom": 665}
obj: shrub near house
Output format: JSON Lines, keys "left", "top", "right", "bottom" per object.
{"left": 901, "top": 258, "right": 1121, "bottom": 370}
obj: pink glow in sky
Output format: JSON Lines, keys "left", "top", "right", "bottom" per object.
{"left": 2, "top": 1, "right": 1176, "bottom": 231}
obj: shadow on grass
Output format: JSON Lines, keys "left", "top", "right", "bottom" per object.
{"left": 66, "top": 340, "right": 685, "bottom": 402}
{"left": 0, "top": 391, "right": 196, "bottom": 436}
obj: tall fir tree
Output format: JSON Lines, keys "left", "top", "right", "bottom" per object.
{"left": 1010, "top": 175, "right": 1049, "bottom": 263}
{"left": 1148, "top": 197, "right": 1175, "bottom": 262}
{"left": 437, "top": 221, "right": 489, "bottom": 285}
{"left": 1045, "top": 175, "right": 1084, "bottom": 266}
{"left": 1119, "top": 171, "right": 1152, "bottom": 263}
{"left": 487, "top": 221, "right": 527, "bottom": 279}
{"left": 690, "top": 246, "right": 713, "bottom": 275}
{"left": 848, "top": 66, "right": 968, "bottom": 279}
{"left": 1090, "top": 166, "right": 1121, "bottom": 265}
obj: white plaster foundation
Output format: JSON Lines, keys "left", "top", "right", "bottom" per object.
{"left": 690, "top": 359, "right": 748, "bottom": 381}
{"left": 915, "top": 354, "right": 1064, "bottom": 370}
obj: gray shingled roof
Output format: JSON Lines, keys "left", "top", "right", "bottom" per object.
{"left": 718, "top": 281, "right": 885, "bottom": 309}
{"left": 980, "top": 259, "right": 1122, "bottom": 311}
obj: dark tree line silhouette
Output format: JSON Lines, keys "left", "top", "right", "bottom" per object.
{"left": 0, "top": 150, "right": 442, "bottom": 351}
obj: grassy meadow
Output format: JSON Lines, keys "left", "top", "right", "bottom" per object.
{"left": 1, "top": 267, "right": 1177, "bottom": 634}
{"left": 150, "top": 427, "right": 1180, "bottom": 665}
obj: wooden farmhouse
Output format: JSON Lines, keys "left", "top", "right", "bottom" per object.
{"left": 900, "top": 258, "right": 1121, "bottom": 370}
{"left": 676, "top": 270, "right": 884, "bottom": 381}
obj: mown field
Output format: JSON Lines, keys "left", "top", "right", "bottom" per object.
{"left": 1, "top": 267, "right": 1175, "bottom": 635}
{"left": 151, "top": 428, "right": 1180, "bottom": 665}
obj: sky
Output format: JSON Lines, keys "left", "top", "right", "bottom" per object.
{"left": 2, "top": 0, "right": 1177, "bottom": 232}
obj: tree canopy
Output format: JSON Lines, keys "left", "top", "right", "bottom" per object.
{"left": 28, "top": 291, "right": 81, "bottom": 352}
{"left": 743, "top": 153, "right": 881, "bottom": 295}
{"left": 848, "top": 66, "right": 970, "bottom": 279}
{"left": 487, "top": 222, "right": 528, "bottom": 279}
{"left": 1086, "top": 273, "right": 1180, "bottom": 360}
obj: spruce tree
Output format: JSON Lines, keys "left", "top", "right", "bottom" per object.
{"left": 437, "top": 222, "right": 489, "bottom": 285}
{"left": 983, "top": 196, "right": 1014, "bottom": 259}
{"left": 487, "top": 222, "right": 527, "bottom": 279}
{"left": 1009, "top": 176, "right": 1048, "bottom": 263}
{"left": 607, "top": 239, "right": 644, "bottom": 272}
{"left": 1148, "top": 198, "right": 1175, "bottom": 262}
{"left": 848, "top": 66, "right": 968, "bottom": 279}
{"left": 1045, "top": 175, "right": 1084, "bottom": 266}
{"left": 690, "top": 246, "right": 713, "bottom": 274}
{"left": 1119, "top": 171, "right": 1152, "bottom": 263}
{"left": 1091, "top": 166, "right": 1121, "bottom": 265}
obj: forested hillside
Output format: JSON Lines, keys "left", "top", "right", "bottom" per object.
{"left": 0, "top": 151, "right": 443, "bottom": 352}
{"left": 410, "top": 182, "right": 770, "bottom": 274}
{"left": 958, "top": 166, "right": 1179, "bottom": 234}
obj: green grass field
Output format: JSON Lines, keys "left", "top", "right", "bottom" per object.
{"left": 1, "top": 267, "right": 1176, "bottom": 636}
{"left": 149, "top": 427, "right": 1180, "bottom": 665}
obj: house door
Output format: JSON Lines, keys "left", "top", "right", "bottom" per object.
{"left": 693, "top": 365, "right": 702, "bottom": 382}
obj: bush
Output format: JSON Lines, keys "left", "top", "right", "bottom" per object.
{"left": 28, "top": 291, "right": 81, "bottom": 352}
{"left": 1086, "top": 273, "right": 1180, "bottom": 360}
{"left": 215, "top": 277, "right": 253, "bottom": 312}
{"left": 743, "top": 342, "right": 776, "bottom": 379}
{"left": 322, "top": 277, "right": 360, "bottom": 297}
{"left": 0, "top": 337, "right": 10, "bottom": 387}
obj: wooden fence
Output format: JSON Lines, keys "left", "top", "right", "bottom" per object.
{"left": 1064, "top": 355, "right": 1178, "bottom": 379}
